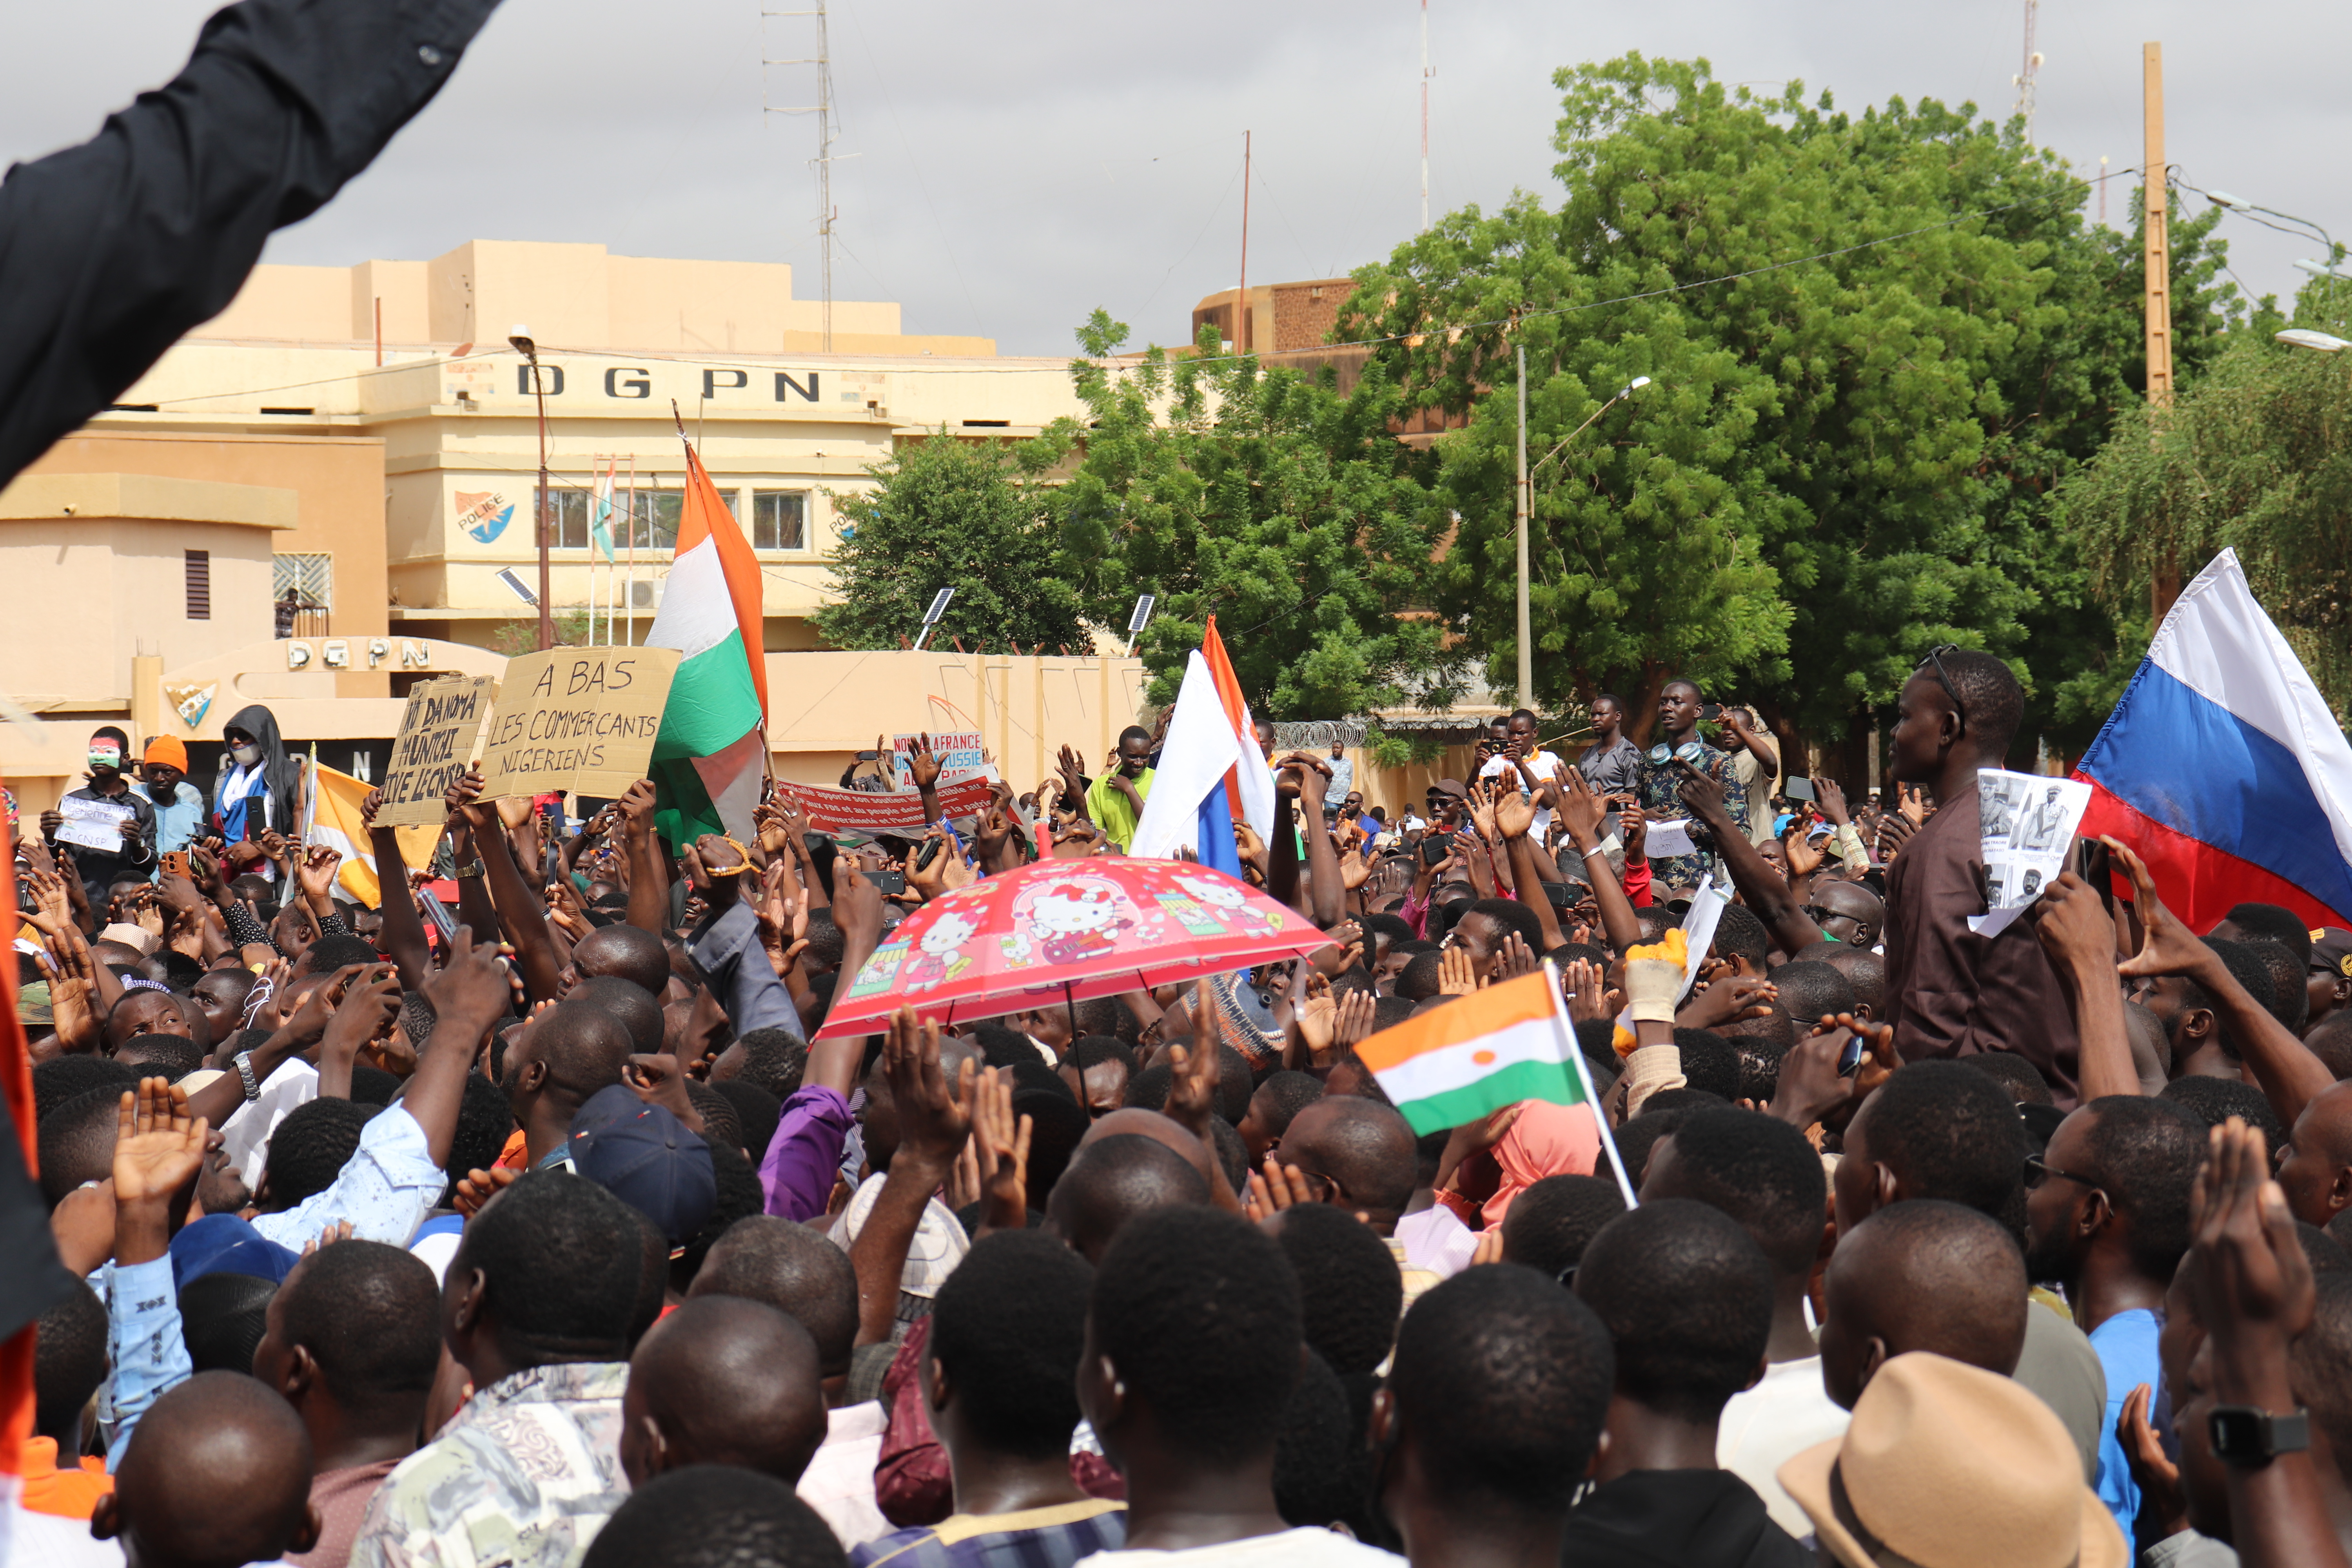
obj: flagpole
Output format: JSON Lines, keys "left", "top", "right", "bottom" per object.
{"left": 1548, "top": 960, "right": 1639, "bottom": 1208}
{"left": 625, "top": 454, "right": 638, "bottom": 647}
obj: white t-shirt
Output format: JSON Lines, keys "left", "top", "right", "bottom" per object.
{"left": 1716, "top": 1354, "right": 1851, "bottom": 1536}
{"left": 1479, "top": 749, "right": 1569, "bottom": 839}
{"left": 799, "top": 1401, "right": 890, "bottom": 1548}
{"left": 1079, "top": 1526, "right": 1397, "bottom": 1566}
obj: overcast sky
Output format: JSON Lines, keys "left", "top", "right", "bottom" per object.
{"left": 4, "top": 0, "right": 2346, "bottom": 359}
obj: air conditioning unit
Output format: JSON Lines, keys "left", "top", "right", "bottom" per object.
{"left": 631, "top": 580, "right": 663, "bottom": 608}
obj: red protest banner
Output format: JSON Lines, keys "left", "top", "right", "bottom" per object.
{"left": 776, "top": 778, "right": 998, "bottom": 835}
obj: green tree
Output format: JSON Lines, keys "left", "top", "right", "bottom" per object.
{"left": 2060, "top": 272, "right": 2352, "bottom": 725}
{"left": 814, "top": 430, "right": 1087, "bottom": 652}
{"left": 1336, "top": 55, "right": 2243, "bottom": 757}
{"left": 1033, "top": 312, "right": 1445, "bottom": 719}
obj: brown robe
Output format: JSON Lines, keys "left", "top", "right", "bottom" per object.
{"left": 1881, "top": 781, "right": 2083, "bottom": 1105}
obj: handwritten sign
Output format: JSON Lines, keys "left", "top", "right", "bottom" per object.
{"left": 477, "top": 647, "right": 680, "bottom": 801}
{"left": 889, "top": 731, "right": 993, "bottom": 789}
{"left": 56, "top": 795, "right": 134, "bottom": 853}
{"left": 775, "top": 778, "right": 997, "bottom": 836}
{"left": 377, "top": 676, "right": 499, "bottom": 827}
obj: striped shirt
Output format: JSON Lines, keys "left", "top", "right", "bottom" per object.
{"left": 853, "top": 1499, "right": 1127, "bottom": 1568}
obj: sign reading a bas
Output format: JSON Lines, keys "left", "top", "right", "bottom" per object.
{"left": 477, "top": 647, "right": 680, "bottom": 800}
{"left": 377, "top": 676, "right": 500, "bottom": 828}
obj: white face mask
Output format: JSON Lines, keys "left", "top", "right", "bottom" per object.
{"left": 230, "top": 743, "right": 261, "bottom": 766}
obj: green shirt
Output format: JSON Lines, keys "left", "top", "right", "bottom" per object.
{"left": 1085, "top": 767, "right": 1154, "bottom": 851}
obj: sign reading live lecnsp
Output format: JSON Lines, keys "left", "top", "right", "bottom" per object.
{"left": 377, "top": 676, "right": 499, "bottom": 828}
{"left": 476, "top": 647, "right": 681, "bottom": 801}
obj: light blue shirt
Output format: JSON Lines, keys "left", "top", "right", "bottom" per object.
{"left": 103, "top": 1256, "right": 189, "bottom": 1472}
{"left": 1321, "top": 755, "right": 1355, "bottom": 808}
{"left": 2090, "top": 1307, "right": 2164, "bottom": 1536}
{"left": 247, "top": 1103, "right": 445, "bottom": 1251}
{"left": 147, "top": 780, "right": 207, "bottom": 858}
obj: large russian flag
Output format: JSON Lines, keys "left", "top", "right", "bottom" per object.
{"left": 1128, "top": 616, "right": 1276, "bottom": 870}
{"left": 2074, "top": 548, "right": 2352, "bottom": 933}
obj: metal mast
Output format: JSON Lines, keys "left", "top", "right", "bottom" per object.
{"left": 763, "top": 0, "right": 839, "bottom": 351}
{"left": 2012, "top": 0, "right": 2042, "bottom": 145}
{"left": 1419, "top": 0, "right": 1431, "bottom": 231}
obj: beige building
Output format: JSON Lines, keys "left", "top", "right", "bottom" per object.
{"left": 0, "top": 240, "right": 1141, "bottom": 809}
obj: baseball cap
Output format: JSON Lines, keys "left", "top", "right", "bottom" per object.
{"left": 2311, "top": 928, "right": 2352, "bottom": 980}
{"left": 568, "top": 1084, "right": 717, "bottom": 1248}
{"left": 1430, "top": 778, "right": 1466, "bottom": 799}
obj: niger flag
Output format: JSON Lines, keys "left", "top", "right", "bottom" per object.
{"left": 0, "top": 786, "right": 83, "bottom": 1506}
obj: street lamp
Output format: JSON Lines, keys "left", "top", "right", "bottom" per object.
{"left": 2276, "top": 328, "right": 2352, "bottom": 352}
{"left": 510, "top": 324, "right": 555, "bottom": 652}
{"left": 1515, "top": 370, "right": 1655, "bottom": 707}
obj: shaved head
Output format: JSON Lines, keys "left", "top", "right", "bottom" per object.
{"left": 1275, "top": 1096, "right": 1418, "bottom": 1230}
{"left": 1078, "top": 1107, "right": 1218, "bottom": 1191}
{"left": 1819, "top": 1199, "right": 2029, "bottom": 1410}
{"left": 569, "top": 924, "right": 673, "bottom": 998}
{"left": 570, "top": 975, "right": 666, "bottom": 1054}
{"left": 621, "top": 1296, "right": 828, "bottom": 1490}
{"left": 96, "top": 1371, "right": 317, "bottom": 1568}
{"left": 1047, "top": 1132, "right": 1209, "bottom": 1263}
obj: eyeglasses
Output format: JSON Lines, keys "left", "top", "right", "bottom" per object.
{"left": 2023, "top": 1153, "right": 2101, "bottom": 1192}
{"left": 1915, "top": 644, "right": 1968, "bottom": 730}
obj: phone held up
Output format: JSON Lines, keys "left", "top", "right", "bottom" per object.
{"left": 868, "top": 869, "right": 908, "bottom": 897}
{"left": 1782, "top": 776, "right": 1817, "bottom": 804}
{"left": 1836, "top": 1030, "right": 1867, "bottom": 1078}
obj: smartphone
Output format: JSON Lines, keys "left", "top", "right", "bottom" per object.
{"left": 1782, "top": 776, "right": 1817, "bottom": 803}
{"left": 869, "top": 869, "right": 907, "bottom": 896}
{"left": 855, "top": 750, "right": 881, "bottom": 762}
{"left": 915, "top": 837, "right": 945, "bottom": 872}
{"left": 1542, "top": 880, "right": 1573, "bottom": 909}
{"left": 161, "top": 850, "right": 191, "bottom": 879}
{"left": 1699, "top": 702, "right": 1723, "bottom": 722}
{"left": 1837, "top": 1032, "right": 1866, "bottom": 1077}
{"left": 1419, "top": 838, "right": 1450, "bottom": 867}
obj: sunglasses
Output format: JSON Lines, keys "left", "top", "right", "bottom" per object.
{"left": 1801, "top": 905, "right": 1852, "bottom": 926}
{"left": 1916, "top": 644, "right": 1968, "bottom": 730}
{"left": 2023, "top": 1152, "right": 2100, "bottom": 1192}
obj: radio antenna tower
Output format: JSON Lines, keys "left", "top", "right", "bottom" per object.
{"left": 762, "top": 0, "right": 840, "bottom": 352}
{"left": 2012, "top": 0, "right": 2043, "bottom": 145}
{"left": 1419, "top": 0, "right": 1432, "bottom": 231}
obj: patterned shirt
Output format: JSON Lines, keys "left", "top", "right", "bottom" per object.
{"left": 1637, "top": 739, "right": 1746, "bottom": 890}
{"left": 348, "top": 1361, "right": 630, "bottom": 1568}
{"left": 854, "top": 1500, "right": 1128, "bottom": 1568}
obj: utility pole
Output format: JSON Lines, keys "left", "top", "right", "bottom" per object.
{"left": 2100, "top": 154, "right": 2109, "bottom": 227}
{"left": 1515, "top": 343, "right": 1532, "bottom": 709}
{"left": 764, "top": 1, "right": 839, "bottom": 352}
{"left": 2144, "top": 41, "right": 2180, "bottom": 621}
{"left": 510, "top": 327, "right": 555, "bottom": 651}
{"left": 1419, "top": 0, "right": 1431, "bottom": 232}
{"left": 1237, "top": 130, "right": 1252, "bottom": 355}
{"left": 2013, "top": 0, "right": 2042, "bottom": 144}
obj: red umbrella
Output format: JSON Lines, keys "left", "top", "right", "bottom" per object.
{"left": 814, "top": 858, "right": 1334, "bottom": 1039}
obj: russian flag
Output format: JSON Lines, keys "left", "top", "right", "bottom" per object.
{"left": 2075, "top": 548, "right": 2352, "bottom": 933}
{"left": 1128, "top": 616, "right": 1276, "bottom": 870}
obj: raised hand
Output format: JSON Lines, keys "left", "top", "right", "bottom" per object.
{"left": 452, "top": 1164, "right": 519, "bottom": 1219}
{"left": 297, "top": 844, "right": 344, "bottom": 907}
{"left": 1332, "top": 986, "right": 1378, "bottom": 1050}
{"left": 886, "top": 1008, "right": 975, "bottom": 1172}
{"left": 622, "top": 1051, "right": 702, "bottom": 1131}
{"left": 1165, "top": 979, "right": 1226, "bottom": 1138}
{"left": 971, "top": 1066, "right": 1033, "bottom": 1233}
{"left": 1244, "top": 1154, "right": 1320, "bottom": 1221}
{"left": 1674, "top": 758, "right": 1729, "bottom": 827}
{"left": 2107, "top": 837, "right": 2215, "bottom": 984}
{"left": 320, "top": 965, "right": 403, "bottom": 1066}
{"left": 1489, "top": 931, "right": 1541, "bottom": 984}
{"left": 1493, "top": 786, "right": 1537, "bottom": 842}
{"left": 1562, "top": 956, "right": 1611, "bottom": 1025}
{"left": 113, "top": 1078, "right": 207, "bottom": 1210}
{"left": 906, "top": 734, "right": 944, "bottom": 791}
{"left": 1677, "top": 973, "right": 1777, "bottom": 1031}
{"left": 1814, "top": 777, "right": 1851, "bottom": 827}
{"left": 2117, "top": 1384, "right": 2189, "bottom": 1539}
{"left": 1555, "top": 767, "right": 1606, "bottom": 847}
{"left": 1466, "top": 782, "right": 1499, "bottom": 845}
{"left": 1436, "top": 945, "right": 1480, "bottom": 996}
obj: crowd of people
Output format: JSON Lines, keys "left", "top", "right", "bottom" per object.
{"left": 15, "top": 647, "right": 2352, "bottom": 1568}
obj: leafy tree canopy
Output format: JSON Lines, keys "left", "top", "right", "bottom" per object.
{"left": 1337, "top": 54, "right": 2243, "bottom": 751}
{"left": 813, "top": 429, "right": 1088, "bottom": 653}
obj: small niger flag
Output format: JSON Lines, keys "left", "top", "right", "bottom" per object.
{"left": 1356, "top": 965, "right": 1637, "bottom": 1204}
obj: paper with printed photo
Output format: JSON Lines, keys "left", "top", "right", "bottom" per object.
{"left": 1968, "top": 770, "right": 2090, "bottom": 937}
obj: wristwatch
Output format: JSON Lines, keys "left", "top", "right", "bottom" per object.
{"left": 233, "top": 1050, "right": 262, "bottom": 1103}
{"left": 2208, "top": 1405, "right": 2310, "bottom": 1465}
{"left": 452, "top": 858, "right": 486, "bottom": 880}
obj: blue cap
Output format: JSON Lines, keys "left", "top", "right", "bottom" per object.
{"left": 568, "top": 1084, "right": 717, "bottom": 1247}
{"left": 169, "top": 1213, "right": 299, "bottom": 1294}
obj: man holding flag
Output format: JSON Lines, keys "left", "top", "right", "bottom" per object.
{"left": 1129, "top": 616, "right": 1276, "bottom": 875}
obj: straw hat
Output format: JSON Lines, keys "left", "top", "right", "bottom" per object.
{"left": 1779, "top": 1352, "right": 2126, "bottom": 1568}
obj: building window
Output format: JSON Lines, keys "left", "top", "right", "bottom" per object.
{"left": 751, "top": 490, "right": 808, "bottom": 550}
{"left": 185, "top": 550, "right": 210, "bottom": 620}
{"left": 273, "top": 552, "right": 330, "bottom": 637}
{"left": 616, "top": 489, "right": 682, "bottom": 552}
{"left": 533, "top": 486, "right": 593, "bottom": 550}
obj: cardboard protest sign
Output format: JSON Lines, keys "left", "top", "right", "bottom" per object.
{"left": 376, "top": 676, "right": 499, "bottom": 827}
{"left": 477, "top": 647, "right": 681, "bottom": 801}
{"left": 776, "top": 777, "right": 997, "bottom": 836}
